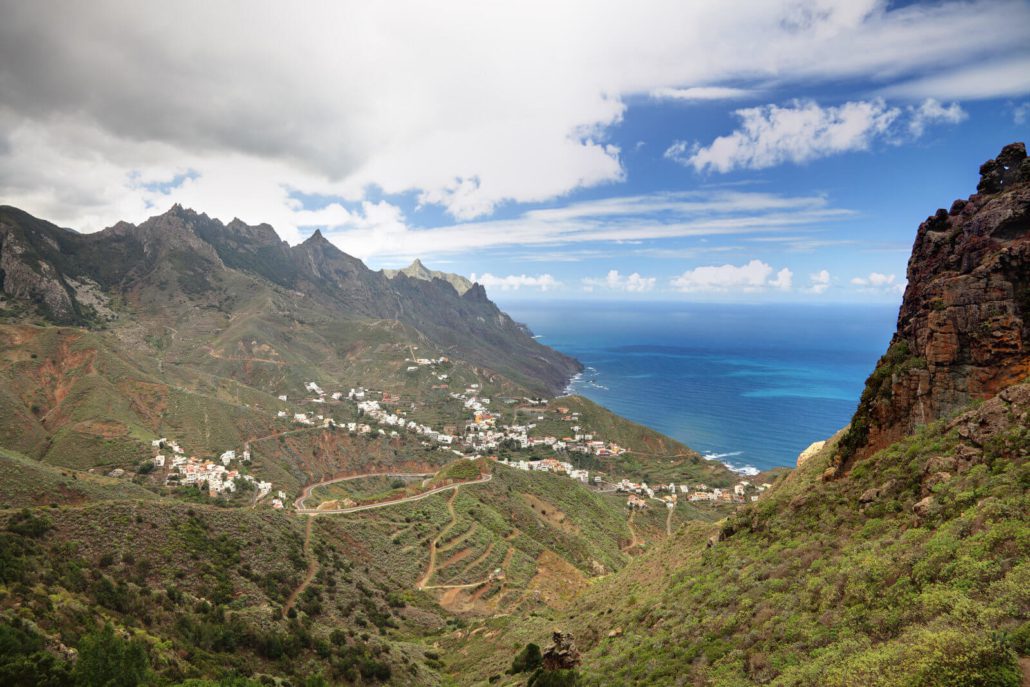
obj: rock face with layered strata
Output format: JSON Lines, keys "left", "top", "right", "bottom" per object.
{"left": 833, "top": 143, "right": 1030, "bottom": 473}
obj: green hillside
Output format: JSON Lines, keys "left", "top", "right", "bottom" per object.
{"left": 446, "top": 384, "right": 1030, "bottom": 686}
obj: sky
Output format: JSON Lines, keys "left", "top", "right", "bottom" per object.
{"left": 1, "top": 0, "right": 1029, "bottom": 304}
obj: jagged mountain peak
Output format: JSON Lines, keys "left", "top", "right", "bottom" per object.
{"left": 0, "top": 203, "right": 580, "bottom": 392}
{"left": 832, "top": 142, "right": 1029, "bottom": 474}
{"left": 384, "top": 257, "right": 473, "bottom": 295}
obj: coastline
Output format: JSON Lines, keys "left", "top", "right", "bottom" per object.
{"left": 504, "top": 301, "right": 896, "bottom": 474}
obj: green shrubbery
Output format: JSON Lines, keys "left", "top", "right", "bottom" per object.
{"left": 507, "top": 390, "right": 1030, "bottom": 687}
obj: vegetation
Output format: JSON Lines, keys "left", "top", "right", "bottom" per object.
{"left": 445, "top": 386, "right": 1030, "bottom": 685}
{"left": 836, "top": 340, "right": 927, "bottom": 467}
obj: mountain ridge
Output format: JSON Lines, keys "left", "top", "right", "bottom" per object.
{"left": 384, "top": 258, "right": 474, "bottom": 295}
{"left": 0, "top": 204, "right": 580, "bottom": 395}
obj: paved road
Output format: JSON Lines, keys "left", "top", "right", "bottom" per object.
{"left": 296, "top": 473, "right": 492, "bottom": 516}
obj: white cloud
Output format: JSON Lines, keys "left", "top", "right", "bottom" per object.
{"left": 677, "top": 100, "right": 901, "bottom": 173}
{"left": 650, "top": 86, "right": 754, "bottom": 101}
{"left": 1, "top": 1, "right": 1028, "bottom": 233}
{"left": 770, "top": 268, "right": 794, "bottom": 291}
{"left": 881, "top": 55, "right": 1030, "bottom": 101}
{"left": 328, "top": 189, "right": 854, "bottom": 261}
{"left": 670, "top": 259, "right": 792, "bottom": 293}
{"left": 851, "top": 272, "right": 905, "bottom": 294}
{"left": 582, "top": 270, "right": 656, "bottom": 292}
{"left": 908, "top": 99, "right": 967, "bottom": 137}
{"left": 806, "top": 269, "right": 831, "bottom": 294}
{"left": 1013, "top": 102, "right": 1030, "bottom": 125}
{"left": 470, "top": 273, "right": 561, "bottom": 291}
{"left": 677, "top": 96, "right": 972, "bottom": 173}
{"left": 869, "top": 272, "right": 896, "bottom": 286}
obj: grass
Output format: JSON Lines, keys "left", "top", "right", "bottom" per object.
{"left": 443, "top": 383, "right": 1030, "bottom": 686}
{"left": 0, "top": 447, "right": 158, "bottom": 508}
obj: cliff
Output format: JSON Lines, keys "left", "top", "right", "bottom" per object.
{"left": 833, "top": 142, "right": 1030, "bottom": 473}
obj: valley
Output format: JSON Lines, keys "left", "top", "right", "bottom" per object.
{"left": 0, "top": 142, "right": 1027, "bottom": 686}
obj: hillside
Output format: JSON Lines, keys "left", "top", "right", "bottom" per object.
{"left": 0, "top": 204, "right": 580, "bottom": 395}
{"left": 448, "top": 383, "right": 1029, "bottom": 685}
{"left": 0, "top": 202, "right": 746, "bottom": 685}
{"left": 446, "top": 143, "right": 1030, "bottom": 686}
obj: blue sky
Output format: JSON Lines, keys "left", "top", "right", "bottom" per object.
{"left": 386, "top": 97, "right": 1029, "bottom": 304}
{"left": 1, "top": 1, "right": 1028, "bottom": 303}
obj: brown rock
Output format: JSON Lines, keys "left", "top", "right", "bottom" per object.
{"left": 913, "top": 496, "right": 934, "bottom": 518}
{"left": 921, "top": 471, "right": 951, "bottom": 497}
{"left": 833, "top": 143, "right": 1030, "bottom": 474}
{"left": 541, "top": 631, "right": 581, "bottom": 671}
{"left": 858, "top": 487, "right": 879, "bottom": 504}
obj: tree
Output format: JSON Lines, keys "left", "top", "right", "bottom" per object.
{"left": 73, "top": 624, "right": 149, "bottom": 687}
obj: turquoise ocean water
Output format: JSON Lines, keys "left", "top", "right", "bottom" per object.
{"left": 502, "top": 301, "right": 898, "bottom": 474}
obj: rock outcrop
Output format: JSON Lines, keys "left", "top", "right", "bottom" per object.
{"left": 833, "top": 143, "right": 1030, "bottom": 474}
{"left": 541, "top": 631, "right": 581, "bottom": 672}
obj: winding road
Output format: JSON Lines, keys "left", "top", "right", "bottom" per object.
{"left": 293, "top": 471, "right": 435, "bottom": 510}
{"left": 295, "top": 473, "right": 492, "bottom": 516}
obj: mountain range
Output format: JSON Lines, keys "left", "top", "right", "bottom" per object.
{"left": 0, "top": 143, "right": 1027, "bottom": 687}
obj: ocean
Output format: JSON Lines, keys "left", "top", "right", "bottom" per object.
{"left": 502, "top": 301, "right": 898, "bottom": 474}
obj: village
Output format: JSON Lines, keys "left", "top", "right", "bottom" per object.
{"left": 144, "top": 353, "right": 772, "bottom": 513}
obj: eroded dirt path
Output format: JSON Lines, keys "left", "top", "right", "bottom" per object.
{"left": 623, "top": 510, "right": 643, "bottom": 552}
{"left": 282, "top": 517, "right": 318, "bottom": 619}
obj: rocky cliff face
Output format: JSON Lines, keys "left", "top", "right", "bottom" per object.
{"left": 833, "top": 142, "right": 1030, "bottom": 474}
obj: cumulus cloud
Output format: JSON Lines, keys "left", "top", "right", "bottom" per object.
{"left": 675, "top": 96, "right": 972, "bottom": 173}
{"left": 851, "top": 272, "right": 905, "bottom": 294}
{"left": 582, "top": 270, "right": 656, "bottom": 292}
{"left": 806, "top": 269, "right": 832, "bottom": 294}
{"left": 908, "top": 99, "right": 967, "bottom": 137}
{"left": 769, "top": 268, "right": 794, "bottom": 290}
{"left": 676, "top": 100, "right": 900, "bottom": 173}
{"left": 1, "top": 1, "right": 1028, "bottom": 234}
{"left": 851, "top": 272, "right": 895, "bottom": 286}
{"left": 469, "top": 273, "right": 561, "bottom": 291}
{"left": 670, "top": 259, "right": 793, "bottom": 293}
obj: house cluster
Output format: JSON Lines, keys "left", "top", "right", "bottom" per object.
{"left": 680, "top": 480, "right": 771, "bottom": 504}
{"left": 613, "top": 478, "right": 773, "bottom": 509}
{"left": 275, "top": 381, "right": 350, "bottom": 426}
{"left": 354, "top": 395, "right": 456, "bottom": 445}
{"left": 457, "top": 391, "right": 627, "bottom": 460}
{"left": 151, "top": 438, "right": 273, "bottom": 501}
{"left": 500, "top": 457, "right": 591, "bottom": 484}
{"left": 405, "top": 355, "right": 449, "bottom": 373}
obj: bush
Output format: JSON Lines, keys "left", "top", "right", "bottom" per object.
{"left": 510, "top": 643, "right": 542, "bottom": 674}
{"left": 6, "top": 510, "right": 52, "bottom": 539}
{"left": 73, "top": 623, "right": 149, "bottom": 687}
